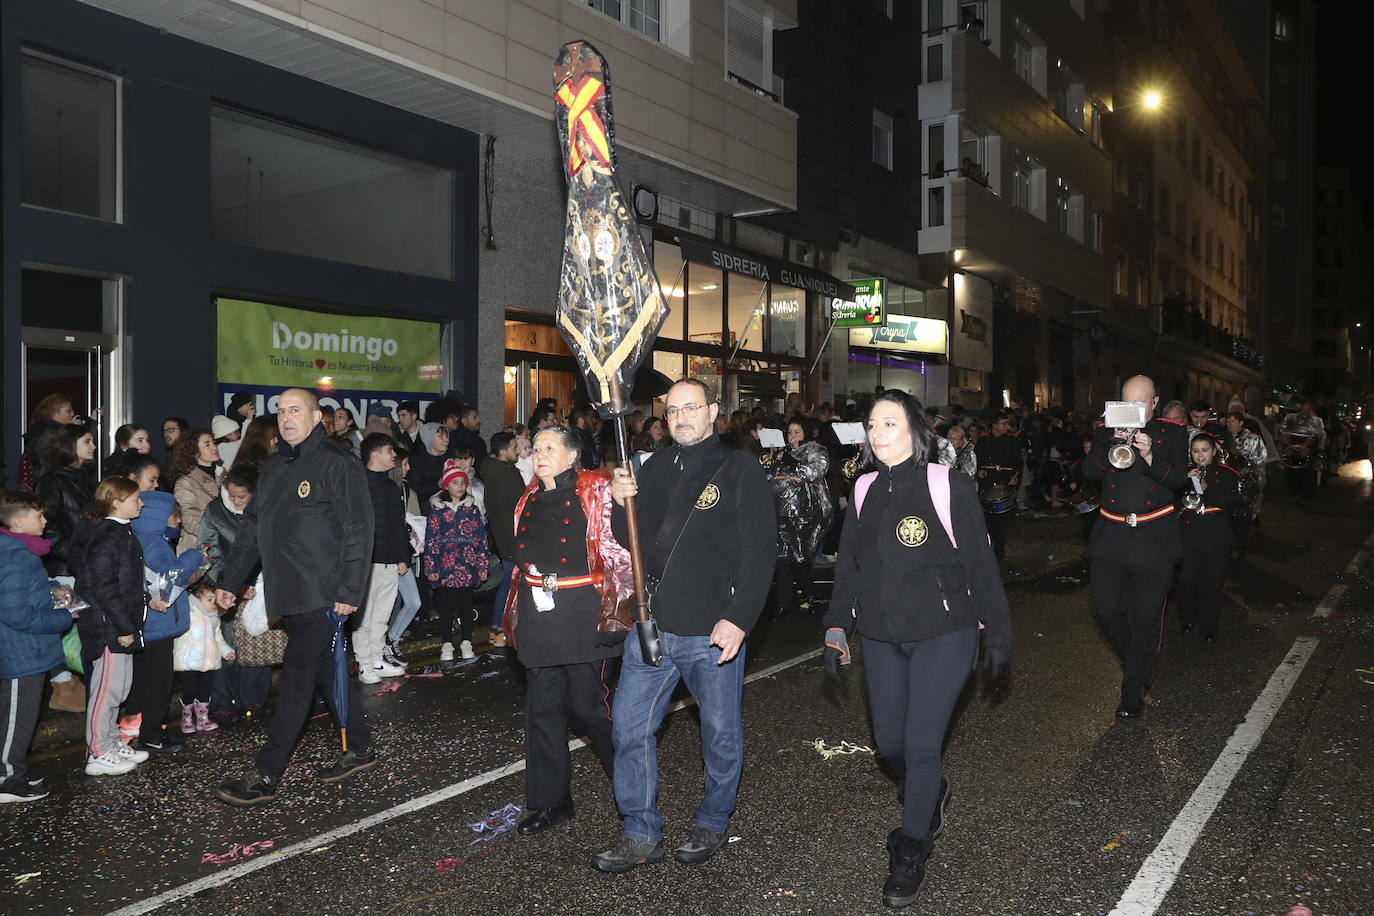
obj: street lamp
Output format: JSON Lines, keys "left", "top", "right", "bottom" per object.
{"left": 1144, "top": 91, "right": 1161, "bottom": 108}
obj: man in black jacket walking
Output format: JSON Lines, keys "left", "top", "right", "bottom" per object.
{"left": 354, "top": 434, "right": 411, "bottom": 683}
{"left": 593, "top": 379, "right": 776, "bottom": 873}
{"left": 213, "top": 388, "right": 377, "bottom": 806}
{"left": 481, "top": 431, "right": 526, "bottom": 647}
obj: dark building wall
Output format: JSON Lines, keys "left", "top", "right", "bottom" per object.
{"left": 2, "top": 0, "right": 478, "bottom": 476}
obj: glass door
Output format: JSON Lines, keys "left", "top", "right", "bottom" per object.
{"left": 22, "top": 327, "right": 118, "bottom": 476}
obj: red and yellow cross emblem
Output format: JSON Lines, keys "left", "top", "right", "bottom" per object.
{"left": 556, "top": 75, "right": 612, "bottom": 176}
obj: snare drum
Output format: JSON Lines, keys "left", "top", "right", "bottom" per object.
{"left": 1282, "top": 435, "right": 1312, "bottom": 469}
{"left": 979, "top": 483, "right": 1017, "bottom": 514}
{"left": 1067, "top": 485, "right": 1100, "bottom": 515}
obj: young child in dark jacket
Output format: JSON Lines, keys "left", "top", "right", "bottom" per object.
{"left": 0, "top": 491, "right": 80, "bottom": 802}
{"left": 70, "top": 477, "right": 153, "bottom": 777}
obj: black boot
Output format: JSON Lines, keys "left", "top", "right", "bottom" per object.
{"left": 882, "top": 828, "right": 932, "bottom": 908}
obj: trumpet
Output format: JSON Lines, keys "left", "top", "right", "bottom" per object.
{"left": 1109, "top": 428, "right": 1140, "bottom": 470}
{"left": 842, "top": 451, "right": 865, "bottom": 481}
{"left": 1183, "top": 474, "right": 1205, "bottom": 513}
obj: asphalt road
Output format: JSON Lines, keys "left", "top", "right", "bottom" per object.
{"left": 5, "top": 463, "right": 1372, "bottom": 916}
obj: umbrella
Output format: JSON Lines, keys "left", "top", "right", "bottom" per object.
{"left": 329, "top": 608, "right": 351, "bottom": 752}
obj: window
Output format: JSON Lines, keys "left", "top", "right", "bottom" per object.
{"left": 585, "top": 0, "right": 669, "bottom": 45}
{"left": 210, "top": 107, "right": 455, "bottom": 279}
{"left": 1010, "top": 21, "right": 1044, "bottom": 95}
{"left": 1273, "top": 157, "right": 1287, "bottom": 181}
{"left": 1089, "top": 207, "right": 1104, "bottom": 252}
{"left": 873, "top": 109, "right": 894, "bottom": 170}
{"left": 769, "top": 285, "right": 805, "bottom": 356}
{"left": 21, "top": 53, "right": 119, "bottom": 221}
{"left": 958, "top": 120, "right": 988, "bottom": 185}
{"left": 1274, "top": 14, "right": 1291, "bottom": 40}
{"left": 1054, "top": 60, "right": 1084, "bottom": 130}
{"left": 1114, "top": 249, "right": 1128, "bottom": 297}
{"left": 1055, "top": 178, "right": 1070, "bottom": 235}
{"left": 726, "top": 0, "right": 781, "bottom": 101}
{"left": 1012, "top": 148, "right": 1043, "bottom": 217}
{"left": 1057, "top": 178, "right": 1084, "bottom": 242}
{"left": 1090, "top": 102, "right": 1105, "bottom": 148}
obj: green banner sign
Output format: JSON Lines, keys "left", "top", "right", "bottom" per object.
{"left": 831, "top": 278, "right": 885, "bottom": 328}
{"left": 216, "top": 297, "right": 442, "bottom": 396}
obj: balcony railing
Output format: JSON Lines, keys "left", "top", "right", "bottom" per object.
{"left": 1158, "top": 301, "right": 1263, "bottom": 369}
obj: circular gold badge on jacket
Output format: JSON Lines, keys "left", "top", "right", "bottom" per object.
{"left": 297, "top": 480, "right": 311, "bottom": 499}
{"left": 696, "top": 484, "right": 720, "bottom": 510}
{"left": 896, "top": 516, "right": 928, "bottom": 547}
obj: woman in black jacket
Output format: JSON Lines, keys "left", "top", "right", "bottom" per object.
{"left": 821, "top": 391, "right": 1013, "bottom": 910}
{"left": 37, "top": 424, "right": 98, "bottom": 576}
{"left": 70, "top": 476, "right": 152, "bottom": 776}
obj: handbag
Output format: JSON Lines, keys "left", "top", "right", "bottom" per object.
{"left": 231, "top": 617, "right": 287, "bottom": 667}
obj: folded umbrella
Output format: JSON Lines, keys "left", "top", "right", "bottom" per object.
{"left": 329, "top": 608, "right": 351, "bottom": 752}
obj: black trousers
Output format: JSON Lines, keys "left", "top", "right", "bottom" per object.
{"left": 984, "top": 510, "right": 1010, "bottom": 558}
{"left": 1178, "top": 546, "right": 1230, "bottom": 638}
{"left": 129, "top": 636, "right": 175, "bottom": 742}
{"left": 861, "top": 628, "right": 979, "bottom": 840}
{"left": 1230, "top": 513, "right": 1253, "bottom": 556}
{"left": 773, "top": 559, "right": 816, "bottom": 613}
{"left": 1287, "top": 467, "right": 1317, "bottom": 501}
{"left": 1089, "top": 556, "right": 1174, "bottom": 707}
{"left": 180, "top": 670, "right": 214, "bottom": 704}
{"left": 524, "top": 661, "right": 615, "bottom": 809}
{"left": 435, "top": 586, "right": 475, "bottom": 643}
{"left": 1, "top": 673, "right": 44, "bottom": 788}
{"left": 256, "top": 609, "right": 371, "bottom": 781}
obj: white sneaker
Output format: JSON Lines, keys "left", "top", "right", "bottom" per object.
{"left": 440, "top": 642, "right": 455, "bottom": 662}
{"left": 375, "top": 660, "right": 406, "bottom": 677}
{"left": 116, "top": 744, "right": 149, "bottom": 764}
{"left": 86, "top": 752, "right": 136, "bottom": 776}
{"left": 359, "top": 669, "right": 382, "bottom": 685}
{"left": 459, "top": 640, "right": 475, "bottom": 660}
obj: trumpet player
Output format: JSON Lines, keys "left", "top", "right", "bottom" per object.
{"left": 1177, "top": 434, "right": 1238, "bottom": 641}
{"left": 1082, "top": 375, "right": 1188, "bottom": 720}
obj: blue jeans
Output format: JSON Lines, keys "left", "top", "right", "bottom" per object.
{"left": 490, "top": 560, "right": 516, "bottom": 631}
{"left": 611, "top": 629, "right": 746, "bottom": 843}
{"left": 387, "top": 567, "right": 422, "bottom": 645}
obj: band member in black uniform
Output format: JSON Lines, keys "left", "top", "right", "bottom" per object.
{"left": 973, "top": 412, "right": 1020, "bottom": 560}
{"left": 1186, "top": 400, "right": 1227, "bottom": 445}
{"left": 1082, "top": 375, "right": 1188, "bottom": 720}
{"left": 1066, "top": 434, "right": 1099, "bottom": 546}
{"left": 501, "top": 426, "right": 632, "bottom": 836}
{"left": 1176, "top": 434, "right": 1237, "bottom": 641}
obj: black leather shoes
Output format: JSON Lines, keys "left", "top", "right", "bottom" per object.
{"left": 1115, "top": 702, "right": 1145, "bottom": 720}
{"left": 518, "top": 802, "right": 574, "bottom": 835}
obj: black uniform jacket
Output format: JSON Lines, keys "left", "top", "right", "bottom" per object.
{"left": 611, "top": 435, "right": 775, "bottom": 637}
{"left": 1082, "top": 416, "right": 1189, "bottom": 564}
{"left": 219, "top": 424, "right": 374, "bottom": 614}
{"left": 823, "top": 458, "right": 1012, "bottom": 653}
{"left": 70, "top": 518, "right": 147, "bottom": 658}
{"left": 973, "top": 432, "right": 1021, "bottom": 489}
{"left": 1178, "top": 463, "right": 1238, "bottom": 552}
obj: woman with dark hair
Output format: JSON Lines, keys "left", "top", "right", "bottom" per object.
{"left": 22, "top": 394, "right": 77, "bottom": 490}
{"left": 36, "top": 424, "right": 98, "bottom": 576}
{"left": 330, "top": 408, "right": 362, "bottom": 456}
{"left": 121, "top": 453, "right": 163, "bottom": 494}
{"left": 230, "top": 415, "right": 279, "bottom": 470}
{"left": 105, "top": 424, "right": 152, "bottom": 478}
{"left": 768, "top": 417, "right": 831, "bottom": 617}
{"left": 168, "top": 428, "right": 220, "bottom": 553}
{"left": 821, "top": 390, "right": 1012, "bottom": 909}
{"left": 501, "top": 426, "right": 631, "bottom": 837}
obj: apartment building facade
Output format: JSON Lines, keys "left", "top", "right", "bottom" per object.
{"left": 1310, "top": 167, "right": 1371, "bottom": 403}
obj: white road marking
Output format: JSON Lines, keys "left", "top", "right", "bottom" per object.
{"left": 107, "top": 647, "right": 824, "bottom": 916}
{"left": 1107, "top": 635, "right": 1319, "bottom": 916}
{"left": 1344, "top": 551, "right": 1367, "bottom": 575}
{"left": 1312, "top": 584, "right": 1347, "bottom": 618}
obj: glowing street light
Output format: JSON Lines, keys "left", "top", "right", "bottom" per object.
{"left": 1144, "top": 91, "right": 1161, "bottom": 109}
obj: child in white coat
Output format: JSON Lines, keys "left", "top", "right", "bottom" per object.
{"left": 172, "top": 581, "right": 233, "bottom": 733}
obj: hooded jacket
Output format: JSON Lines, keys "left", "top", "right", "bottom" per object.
{"left": 131, "top": 490, "right": 204, "bottom": 643}
{"left": 423, "top": 491, "right": 488, "bottom": 588}
{"left": 408, "top": 423, "right": 447, "bottom": 514}
{"left": 218, "top": 424, "right": 374, "bottom": 614}
{"left": 70, "top": 516, "right": 147, "bottom": 658}
{"left": 0, "top": 532, "right": 75, "bottom": 679}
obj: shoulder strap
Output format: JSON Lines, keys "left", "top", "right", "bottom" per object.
{"left": 925, "top": 463, "right": 957, "bottom": 548}
{"left": 854, "top": 472, "right": 878, "bottom": 518}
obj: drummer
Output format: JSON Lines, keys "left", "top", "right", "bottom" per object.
{"left": 1066, "top": 433, "right": 1098, "bottom": 545}
{"left": 1277, "top": 399, "right": 1325, "bottom": 507}
{"left": 974, "top": 412, "right": 1021, "bottom": 561}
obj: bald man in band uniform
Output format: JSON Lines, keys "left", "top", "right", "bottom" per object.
{"left": 1081, "top": 375, "right": 1188, "bottom": 719}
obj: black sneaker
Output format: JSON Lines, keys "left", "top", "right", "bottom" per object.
{"left": 320, "top": 747, "right": 378, "bottom": 784}
{"left": 216, "top": 773, "right": 277, "bottom": 807}
{"left": 141, "top": 737, "right": 185, "bottom": 755}
{"left": 674, "top": 824, "right": 728, "bottom": 864}
{"left": 384, "top": 638, "right": 408, "bottom": 665}
{"left": 0, "top": 782, "right": 50, "bottom": 804}
{"left": 591, "top": 836, "right": 665, "bottom": 873}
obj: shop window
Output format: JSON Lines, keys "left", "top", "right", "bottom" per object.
{"left": 769, "top": 285, "right": 805, "bottom": 358}
{"left": 654, "top": 240, "right": 686, "bottom": 341}
{"left": 210, "top": 107, "right": 455, "bottom": 280}
{"left": 21, "top": 53, "right": 119, "bottom": 221}
{"left": 727, "top": 275, "right": 767, "bottom": 353}
{"left": 687, "top": 265, "right": 725, "bottom": 347}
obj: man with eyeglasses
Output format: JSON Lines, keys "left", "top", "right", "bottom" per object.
{"left": 594, "top": 379, "right": 776, "bottom": 873}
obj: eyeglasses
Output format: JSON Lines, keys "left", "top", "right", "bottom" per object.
{"left": 664, "top": 403, "right": 708, "bottom": 420}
